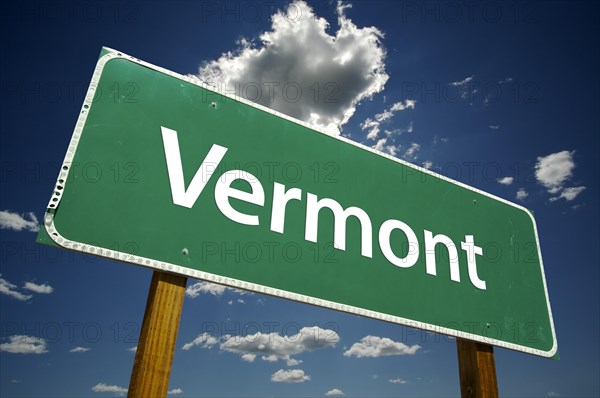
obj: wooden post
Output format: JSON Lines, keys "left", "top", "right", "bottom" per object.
{"left": 128, "top": 271, "right": 187, "bottom": 398}
{"left": 456, "top": 338, "right": 499, "bottom": 398}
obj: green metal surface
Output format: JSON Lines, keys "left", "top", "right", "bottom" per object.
{"left": 38, "top": 50, "right": 556, "bottom": 357}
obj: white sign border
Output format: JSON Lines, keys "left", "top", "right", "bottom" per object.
{"left": 43, "top": 47, "right": 557, "bottom": 358}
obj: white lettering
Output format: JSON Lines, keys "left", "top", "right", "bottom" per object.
{"left": 461, "top": 235, "right": 486, "bottom": 290}
{"left": 379, "top": 220, "right": 419, "bottom": 268}
{"left": 215, "top": 170, "right": 265, "bottom": 226}
{"left": 161, "top": 126, "right": 227, "bottom": 208}
{"left": 270, "top": 182, "right": 302, "bottom": 234}
{"left": 424, "top": 230, "right": 460, "bottom": 282}
{"left": 305, "top": 194, "right": 373, "bottom": 258}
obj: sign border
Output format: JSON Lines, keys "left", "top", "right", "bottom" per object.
{"left": 42, "top": 47, "right": 557, "bottom": 357}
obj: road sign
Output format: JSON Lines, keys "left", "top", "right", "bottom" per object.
{"left": 38, "top": 47, "right": 557, "bottom": 357}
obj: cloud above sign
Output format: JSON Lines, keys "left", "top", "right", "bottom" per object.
{"left": 197, "top": 0, "right": 388, "bottom": 134}
{"left": 535, "top": 150, "right": 586, "bottom": 202}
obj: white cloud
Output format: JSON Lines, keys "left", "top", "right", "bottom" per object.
{"left": 185, "top": 282, "right": 227, "bottom": 298}
{"left": 363, "top": 100, "right": 415, "bottom": 140}
{"left": 343, "top": 336, "right": 420, "bottom": 358}
{"left": 198, "top": 0, "right": 388, "bottom": 134}
{"left": 241, "top": 353, "right": 256, "bottom": 362}
{"left": 185, "top": 281, "right": 251, "bottom": 298}
{"left": 371, "top": 137, "right": 398, "bottom": 157}
{"left": 404, "top": 142, "right": 420, "bottom": 159}
{"left": 181, "top": 332, "right": 219, "bottom": 351}
{"left": 325, "top": 388, "right": 345, "bottom": 396}
{"left": 271, "top": 369, "right": 310, "bottom": 383}
{"left": 0, "top": 335, "right": 48, "bottom": 354}
{"left": 497, "top": 176, "right": 514, "bottom": 185}
{"left": 450, "top": 75, "right": 474, "bottom": 86}
{"left": 499, "top": 77, "right": 513, "bottom": 84}
{"left": 184, "top": 326, "right": 338, "bottom": 365}
{"left": 547, "top": 392, "right": 560, "bottom": 397}
{"left": 389, "top": 378, "right": 408, "bottom": 384}
{"left": 128, "top": 346, "right": 137, "bottom": 353}
{"left": 422, "top": 160, "right": 433, "bottom": 170}
{"left": 91, "top": 383, "right": 128, "bottom": 395}
{"left": 449, "top": 75, "right": 478, "bottom": 103}
{"left": 375, "top": 100, "right": 415, "bottom": 122}
{"left": 489, "top": 125, "right": 500, "bottom": 130}
{"left": 361, "top": 118, "right": 380, "bottom": 140}
{"left": 516, "top": 188, "right": 528, "bottom": 201}
{"left": 535, "top": 150, "right": 575, "bottom": 193}
{"left": 168, "top": 388, "right": 183, "bottom": 395}
{"left": 220, "top": 326, "right": 338, "bottom": 364}
{"left": 0, "top": 275, "right": 32, "bottom": 301}
{"left": 70, "top": 346, "right": 90, "bottom": 353}
{"left": 23, "top": 282, "right": 53, "bottom": 294}
{"left": 0, "top": 210, "right": 39, "bottom": 232}
{"left": 550, "top": 186, "right": 586, "bottom": 202}
{"left": 286, "top": 357, "right": 302, "bottom": 366}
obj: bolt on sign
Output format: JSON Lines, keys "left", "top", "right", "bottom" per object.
{"left": 38, "top": 47, "right": 557, "bottom": 358}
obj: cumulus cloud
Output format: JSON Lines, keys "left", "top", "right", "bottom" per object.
{"left": 197, "top": 0, "right": 388, "bottom": 134}
{"left": 220, "top": 326, "right": 338, "bottom": 364}
{"left": 497, "top": 176, "right": 514, "bottom": 185}
{"left": 182, "top": 326, "right": 338, "bottom": 365}
{"left": 422, "top": 160, "right": 433, "bottom": 170}
{"left": 168, "top": 388, "right": 183, "bottom": 395}
{"left": 549, "top": 186, "right": 586, "bottom": 202}
{"left": 343, "top": 336, "right": 420, "bottom": 358}
{"left": 0, "top": 275, "right": 32, "bottom": 301}
{"left": 0, "top": 210, "right": 39, "bottom": 232}
{"left": 271, "top": 369, "right": 310, "bottom": 383}
{"left": 91, "top": 383, "right": 128, "bottom": 395}
{"left": 128, "top": 346, "right": 137, "bottom": 353}
{"left": 535, "top": 150, "right": 575, "bottom": 193}
{"left": 0, "top": 335, "right": 48, "bottom": 354}
{"left": 70, "top": 346, "right": 90, "bottom": 353}
{"left": 181, "top": 332, "right": 219, "bottom": 351}
{"left": 23, "top": 282, "right": 53, "bottom": 294}
{"left": 535, "top": 151, "right": 586, "bottom": 203}
{"left": 389, "top": 378, "right": 408, "bottom": 384}
{"left": 516, "top": 188, "right": 528, "bottom": 201}
{"left": 325, "top": 388, "right": 345, "bottom": 396}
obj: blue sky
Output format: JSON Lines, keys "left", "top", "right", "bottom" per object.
{"left": 0, "top": 1, "right": 598, "bottom": 397}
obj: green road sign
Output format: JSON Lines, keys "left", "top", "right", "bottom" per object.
{"left": 38, "top": 47, "right": 557, "bottom": 357}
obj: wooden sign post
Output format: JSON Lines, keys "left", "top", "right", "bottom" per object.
{"left": 457, "top": 338, "right": 499, "bottom": 398}
{"left": 128, "top": 271, "right": 187, "bottom": 398}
